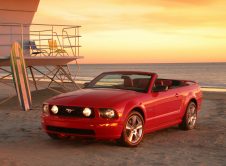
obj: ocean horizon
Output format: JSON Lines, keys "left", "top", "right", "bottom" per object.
{"left": 1, "top": 62, "right": 225, "bottom": 89}
{"left": 73, "top": 62, "right": 226, "bottom": 88}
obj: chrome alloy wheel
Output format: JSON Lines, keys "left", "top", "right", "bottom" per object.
{"left": 125, "top": 115, "right": 143, "bottom": 144}
{"left": 187, "top": 103, "right": 197, "bottom": 129}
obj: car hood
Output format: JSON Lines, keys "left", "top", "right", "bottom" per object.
{"left": 46, "top": 88, "right": 142, "bottom": 107}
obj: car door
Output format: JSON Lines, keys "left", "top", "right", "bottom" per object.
{"left": 145, "top": 88, "right": 183, "bottom": 131}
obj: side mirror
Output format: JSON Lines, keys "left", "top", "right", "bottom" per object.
{"left": 83, "top": 82, "right": 90, "bottom": 88}
{"left": 152, "top": 85, "right": 168, "bottom": 92}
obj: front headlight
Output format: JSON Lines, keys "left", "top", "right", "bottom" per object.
{"left": 99, "top": 108, "right": 117, "bottom": 119}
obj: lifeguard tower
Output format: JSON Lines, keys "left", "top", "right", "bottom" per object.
{"left": 0, "top": 0, "right": 83, "bottom": 110}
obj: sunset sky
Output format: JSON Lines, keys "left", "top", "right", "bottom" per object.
{"left": 33, "top": 0, "right": 226, "bottom": 64}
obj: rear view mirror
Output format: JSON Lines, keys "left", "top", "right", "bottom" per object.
{"left": 83, "top": 82, "right": 90, "bottom": 88}
{"left": 152, "top": 85, "right": 168, "bottom": 92}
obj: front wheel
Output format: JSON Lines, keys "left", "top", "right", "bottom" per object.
{"left": 179, "top": 102, "right": 197, "bottom": 130}
{"left": 118, "top": 111, "right": 144, "bottom": 147}
{"left": 47, "top": 133, "right": 60, "bottom": 140}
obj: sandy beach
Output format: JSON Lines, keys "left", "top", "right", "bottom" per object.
{"left": 1, "top": 0, "right": 226, "bottom": 165}
{"left": 0, "top": 89, "right": 225, "bottom": 166}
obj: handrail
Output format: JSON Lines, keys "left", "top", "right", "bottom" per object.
{"left": 62, "top": 29, "right": 75, "bottom": 56}
{"left": 0, "top": 23, "right": 81, "bottom": 57}
{"left": 30, "top": 30, "right": 53, "bottom": 32}
{"left": 0, "top": 22, "right": 81, "bottom": 27}
{"left": 0, "top": 34, "right": 81, "bottom": 37}
{"left": 62, "top": 26, "right": 81, "bottom": 57}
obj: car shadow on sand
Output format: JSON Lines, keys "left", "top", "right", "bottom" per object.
{"left": 41, "top": 125, "right": 185, "bottom": 148}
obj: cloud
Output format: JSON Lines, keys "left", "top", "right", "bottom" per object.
{"left": 107, "top": 0, "right": 215, "bottom": 7}
{"left": 32, "top": 0, "right": 226, "bottom": 63}
{"left": 155, "top": 0, "right": 214, "bottom": 6}
{"left": 33, "top": 0, "right": 226, "bottom": 36}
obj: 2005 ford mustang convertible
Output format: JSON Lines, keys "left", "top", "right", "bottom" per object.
{"left": 42, "top": 71, "right": 202, "bottom": 146}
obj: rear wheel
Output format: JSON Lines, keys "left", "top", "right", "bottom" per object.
{"left": 119, "top": 111, "right": 144, "bottom": 147}
{"left": 179, "top": 102, "right": 197, "bottom": 130}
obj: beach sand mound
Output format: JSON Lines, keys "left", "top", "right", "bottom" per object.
{"left": 0, "top": 90, "right": 225, "bottom": 166}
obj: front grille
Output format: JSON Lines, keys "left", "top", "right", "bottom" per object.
{"left": 46, "top": 126, "right": 95, "bottom": 135}
{"left": 49, "top": 105, "right": 95, "bottom": 118}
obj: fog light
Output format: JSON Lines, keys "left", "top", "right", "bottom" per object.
{"left": 83, "top": 107, "right": 92, "bottom": 117}
{"left": 51, "top": 105, "right": 58, "bottom": 114}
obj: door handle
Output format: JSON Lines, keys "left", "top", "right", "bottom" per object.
{"left": 175, "top": 93, "right": 179, "bottom": 97}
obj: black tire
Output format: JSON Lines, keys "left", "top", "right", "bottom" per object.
{"left": 47, "top": 133, "right": 60, "bottom": 140}
{"left": 118, "top": 111, "right": 144, "bottom": 147}
{"left": 179, "top": 102, "right": 197, "bottom": 130}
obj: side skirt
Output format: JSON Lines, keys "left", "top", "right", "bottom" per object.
{"left": 144, "top": 119, "right": 182, "bottom": 134}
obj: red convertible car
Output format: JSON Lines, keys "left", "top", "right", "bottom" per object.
{"left": 42, "top": 71, "right": 202, "bottom": 146}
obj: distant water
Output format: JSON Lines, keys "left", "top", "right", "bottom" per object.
{"left": 1, "top": 63, "right": 225, "bottom": 88}
{"left": 73, "top": 63, "right": 226, "bottom": 88}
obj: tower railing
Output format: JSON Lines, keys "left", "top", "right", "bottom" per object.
{"left": 0, "top": 23, "right": 81, "bottom": 57}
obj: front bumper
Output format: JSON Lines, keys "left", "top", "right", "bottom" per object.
{"left": 42, "top": 115, "right": 123, "bottom": 139}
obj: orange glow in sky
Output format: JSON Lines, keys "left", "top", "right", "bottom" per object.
{"left": 33, "top": 0, "right": 226, "bottom": 63}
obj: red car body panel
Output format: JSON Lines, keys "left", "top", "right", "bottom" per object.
{"left": 42, "top": 71, "right": 202, "bottom": 139}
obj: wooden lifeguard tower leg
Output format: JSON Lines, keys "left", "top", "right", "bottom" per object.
{"left": 28, "top": 66, "right": 38, "bottom": 90}
{"left": 58, "top": 65, "right": 81, "bottom": 90}
{"left": 0, "top": 67, "right": 15, "bottom": 105}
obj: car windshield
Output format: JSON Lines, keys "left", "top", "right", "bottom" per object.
{"left": 86, "top": 73, "right": 152, "bottom": 93}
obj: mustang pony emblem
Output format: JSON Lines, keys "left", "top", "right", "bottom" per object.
{"left": 66, "top": 108, "right": 73, "bottom": 113}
